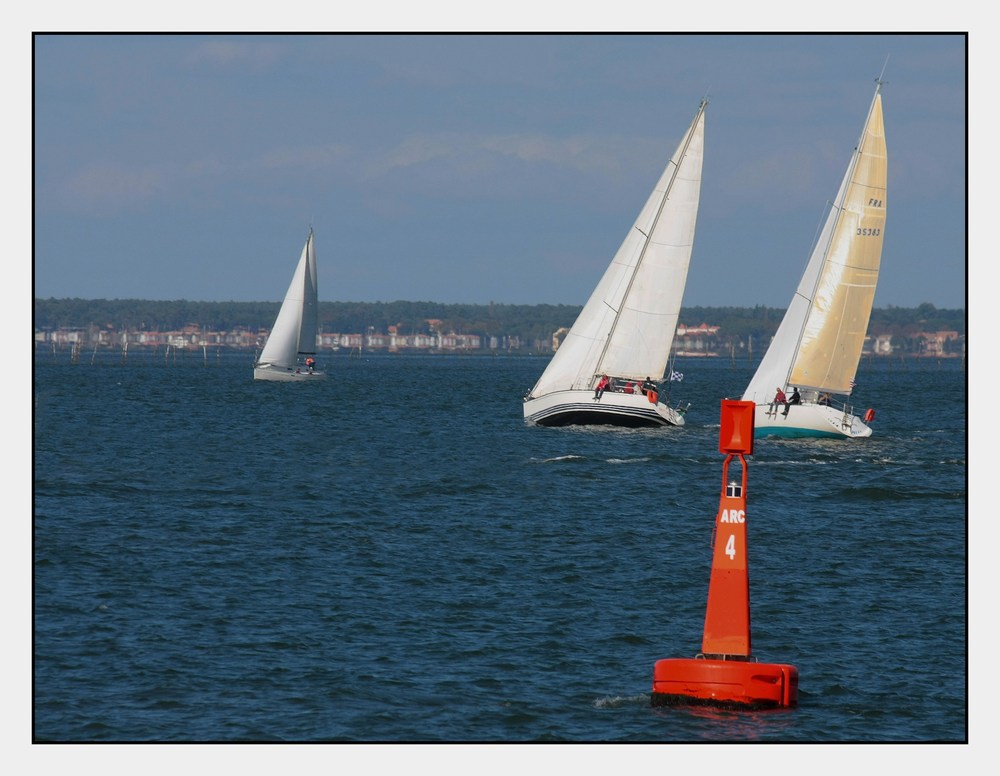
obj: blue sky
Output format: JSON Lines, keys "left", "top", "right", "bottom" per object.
{"left": 32, "top": 32, "right": 967, "bottom": 310}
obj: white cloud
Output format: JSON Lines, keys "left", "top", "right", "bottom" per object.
{"left": 62, "top": 163, "right": 168, "bottom": 213}
{"left": 183, "top": 38, "right": 285, "bottom": 70}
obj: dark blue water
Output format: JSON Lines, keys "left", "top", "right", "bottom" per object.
{"left": 33, "top": 351, "right": 967, "bottom": 742}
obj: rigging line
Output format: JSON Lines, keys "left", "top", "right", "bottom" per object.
{"left": 804, "top": 199, "right": 838, "bottom": 267}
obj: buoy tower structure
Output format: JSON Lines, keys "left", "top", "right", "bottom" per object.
{"left": 651, "top": 400, "right": 798, "bottom": 710}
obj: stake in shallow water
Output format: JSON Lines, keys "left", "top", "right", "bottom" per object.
{"left": 651, "top": 400, "right": 798, "bottom": 710}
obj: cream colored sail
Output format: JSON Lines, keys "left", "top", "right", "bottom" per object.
{"left": 744, "top": 85, "right": 886, "bottom": 402}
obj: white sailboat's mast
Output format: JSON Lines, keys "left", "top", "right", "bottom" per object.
{"left": 594, "top": 98, "right": 707, "bottom": 379}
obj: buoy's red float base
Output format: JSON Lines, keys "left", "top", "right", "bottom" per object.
{"left": 651, "top": 657, "right": 798, "bottom": 710}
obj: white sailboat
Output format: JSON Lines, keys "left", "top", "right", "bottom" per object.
{"left": 742, "top": 79, "right": 887, "bottom": 438}
{"left": 522, "top": 99, "right": 707, "bottom": 428}
{"left": 253, "top": 228, "right": 325, "bottom": 382}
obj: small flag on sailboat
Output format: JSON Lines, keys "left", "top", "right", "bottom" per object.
{"left": 849, "top": 378, "right": 857, "bottom": 388}
{"left": 670, "top": 370, "right": 684, "bottom": 382}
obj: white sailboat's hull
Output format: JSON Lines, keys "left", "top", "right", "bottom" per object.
{"left": 253, "top": 365, "right": 326, "bottom": 382}
{"left": 523, "top": 389, "right": 685, "bottom": 428}
{"left": 752, "top": 403, "right": 871, "bottom": 439}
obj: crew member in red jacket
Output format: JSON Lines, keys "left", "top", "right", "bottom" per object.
{"left": 594, "top": 374, "right": 610, "bottom": 400}
{"left": 770, "top": 387, "right": 787, "bottom": 417}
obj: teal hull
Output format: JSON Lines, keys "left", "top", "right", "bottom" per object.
{"left": 754, "top": 426, "right": 843, "bottom": 440}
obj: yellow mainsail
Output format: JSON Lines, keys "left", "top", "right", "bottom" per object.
{"left": 789, "top": 93, "right": 887, "bottom": 393}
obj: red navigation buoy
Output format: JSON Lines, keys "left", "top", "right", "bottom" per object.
{"left": 651, "top": 400, "right": 798, "bottom": 710}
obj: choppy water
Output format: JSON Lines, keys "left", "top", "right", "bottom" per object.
{"left": 33, "top": 351, "right": 967, "bottom": 742}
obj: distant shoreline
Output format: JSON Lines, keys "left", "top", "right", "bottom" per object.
{"left": 34, "top": 299, "right": 966, "bottom": 359}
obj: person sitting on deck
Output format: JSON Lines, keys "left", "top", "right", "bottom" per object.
{"left": 770, "top": 387, "right": 787, "bottom": 417}
{"left": 594, "top": 374, "right": 610, "bottom": 400}
{"left": 783, "top": 387, "right": 801, "bottom": 416}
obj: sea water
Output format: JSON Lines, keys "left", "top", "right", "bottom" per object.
{"left": 33, "top": 352, "right": 967, "bottom": 742}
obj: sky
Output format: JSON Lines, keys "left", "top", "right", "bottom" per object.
{"left": 31, "top": 31, "right": 969, "bottom": 310}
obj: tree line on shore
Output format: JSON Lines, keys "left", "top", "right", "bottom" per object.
{"left": 34, "top": 298, "right": 965, "bottom": 351}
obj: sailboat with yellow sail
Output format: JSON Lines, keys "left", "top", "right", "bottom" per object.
{"left": 741, "top": 77, "right": 887, "bottom": 438}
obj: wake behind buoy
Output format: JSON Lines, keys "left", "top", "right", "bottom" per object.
{"left": 864, "top": 408, "right": 875, "bottom": 423}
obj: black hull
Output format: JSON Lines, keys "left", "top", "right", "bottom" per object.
{"left": 531, "top": 407, "right": 672, "bottom": 429}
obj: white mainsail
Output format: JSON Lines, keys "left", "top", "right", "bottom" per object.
{"left": 743, "top": 84, "right": 887, "bottom": 407}
{"left": 254, "top": 228, "right": 323, "bottom": 381}
{"left": 258, "top": 229, "right": 318, "bottom": 368}
{"left": 527, "top": 100, "right": 706, "bottom": 404}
